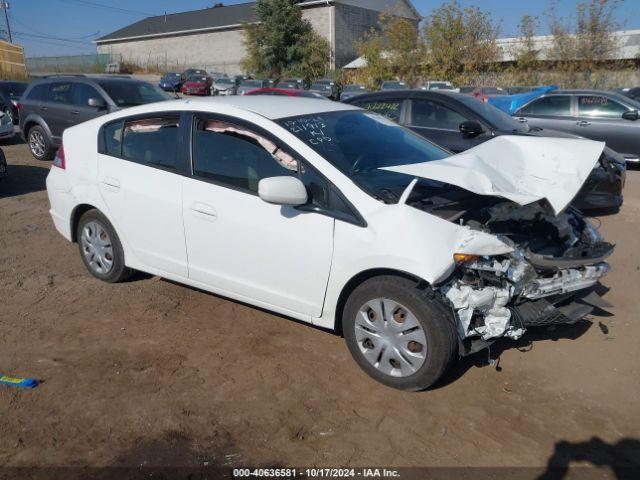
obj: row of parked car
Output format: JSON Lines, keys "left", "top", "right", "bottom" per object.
{"left": 5, "top": 72, "right": 636, "bottom": 216}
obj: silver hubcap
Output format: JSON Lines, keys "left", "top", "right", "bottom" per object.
{"left": 80, "top": 221, "right": 114, "bottom": 274}
{"left": 29, "top": 131, "right": 45, "bottom": 157}
{"left": 355, "top": 298, "right": 427, "bottom": 377}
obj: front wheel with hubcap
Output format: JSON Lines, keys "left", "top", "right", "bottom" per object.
{"left": 343, "top": 276, "right": 457, "bottom": 391}
{"left": 77, "top": 210, "right": 132, "bottom": 283}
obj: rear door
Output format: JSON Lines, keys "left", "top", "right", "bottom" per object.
{"left": 574, "top": 94, "right": 640, "bottom": 158}
{"left": 406, "top": 97, "right": 490, "bottom": 152}
{"left": 46, "top": 82, "right": 76, "bottom": 141}
{"left": 97, "top": 113, "right": 188, "bottom": 277}
{"left": 514, "top": 94, "right": 575, "bottom": 134}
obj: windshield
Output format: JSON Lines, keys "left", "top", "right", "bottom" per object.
{"left": 188, "top": 76, "right": 208, "bottom": 82}
{"left": 278, "top": 110, "right": 449, "bottom": 202}
{"left": 483, "top": 87, "right": 505, "bottom": 95}
{"left": 216, "top": 78, "right": 233, "bottom": 85}
{"left": 97, "top": 81, "right": 170, "bottom": 107}
{"left": 277, "top": 82, "right": 298, "bottom": 89}
{"left": 241, "top": 80, "right": 262, "bottom": 88}
{"left": 428, "top": 82, "right": 453, "bottom": 90}
{"left": 382, "top": 82, "right": 405, "bottom": 90}
{"left": 164, "top": 73, "right": 181, "bottom": 78}
{"left": 456, "top": 94, "right": 529, "bottom": 133}
{"left": 344, "top": 85, "right": 365, "bottom": 92}
{"left": 311, "top": 83, "right": 331, "bottom": 91}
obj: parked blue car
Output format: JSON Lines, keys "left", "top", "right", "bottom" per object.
{"left": 158, "top": 72, "right": 184, "bottom": 92}
{"left": 488, "top": 85, "right": 558, "bottom": 115}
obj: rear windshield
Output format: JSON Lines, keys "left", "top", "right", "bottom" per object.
{"left": 311, "top": 83, "right": 331, "bottom": 91}
{"left": 188, "top": 76, "right": 208, "bottom": 82}
{"left": 97, "top": 81, "right": 170, "bottom": 107}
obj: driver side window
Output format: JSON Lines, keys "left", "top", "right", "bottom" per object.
{"left": 192, "top": 118, "right": 297, "bottom": 193}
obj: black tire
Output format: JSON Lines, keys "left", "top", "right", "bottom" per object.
{"left": 76, "top": 209, "right": 132, "bottom": 283}
{"left": 343, "top": 275, "right": 457, "bottom": 391}
{"left": 27, "top": 125, "right": 55, "bottom": 161}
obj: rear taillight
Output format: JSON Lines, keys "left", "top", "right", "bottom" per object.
{"left": 53, "top": 142, "right": 66, "bottom": 169}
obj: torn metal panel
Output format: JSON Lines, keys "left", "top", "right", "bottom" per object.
{"left": 384, "top": 135, "right": 605, "bottom": 214}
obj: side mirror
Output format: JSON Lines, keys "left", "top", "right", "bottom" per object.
{"left": 258, "top": 176, "right": 308, "bottom": 206}
{"left": 622, "top": 110, "right": 638, "bottom": 121}
{"left": 88, "top": 97, "right": 106, "bottom": 109}
{"left": 459, "top": 120, "right": 484, "bottom": 136}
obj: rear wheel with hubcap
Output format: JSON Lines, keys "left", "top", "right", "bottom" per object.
{"left": 343, "top": 276, "right": 457, "bottom": 391}
{"left": 27, "top": 125, "right": 54, "bottom": 161}
{"left": 77, "top": 209, "right": 132, "bottom": 283}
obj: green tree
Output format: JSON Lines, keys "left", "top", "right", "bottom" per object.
{"left": 354, "top": 28, "right": 391, "bottom": 90}
{"left": 378, "top": 12, "right": 423, "bottom": 87}
{"left": 422, "top": 0, "right": 500, "bottom": 86}
{"left": 241, "top": 0, "right": 329, "bottom": 81}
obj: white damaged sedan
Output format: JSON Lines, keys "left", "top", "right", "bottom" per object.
{"left": 46, "top": 97, "right": 613, "bottom": 390}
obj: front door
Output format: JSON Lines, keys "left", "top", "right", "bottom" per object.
{"left": 182, "top": 114, "right": 335, "bottom": 317}
{"left": 573, "top": 94, "right": 640, "bottom": 159}
{"left": 407, "top": 97, "right": 489, "bottom": 152}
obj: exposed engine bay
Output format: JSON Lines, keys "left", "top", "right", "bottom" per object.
{"left": 408, "top": 182, "right": 613, "bottom": 349}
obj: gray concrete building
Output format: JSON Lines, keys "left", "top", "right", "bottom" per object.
{"left": 94, "top": 0, "right": 420, "bottom": 75}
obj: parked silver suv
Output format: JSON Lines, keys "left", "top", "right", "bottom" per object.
{"left": 19, "top": 75, "right": 170, "bottom": 160}
{"left": 513, "top": 89, "right": 640, "bottom": 164}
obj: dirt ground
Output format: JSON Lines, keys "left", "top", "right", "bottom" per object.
{"left": 1, "top": 136, "right": 639, "bottom": 476}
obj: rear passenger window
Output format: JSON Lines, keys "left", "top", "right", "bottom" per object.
{"left": 122, "top": 116, "right": 179, "bottom": 170}
{"left": 353, "top": 99, "right": 402, "bottom": 122}
{"left": 193, "top": 118, "right": 296, "bottom": 193}
{"left": 49, "top": 83, "right": 74, "bottom": 104}
{"left": 103, "top": 121, "right": 123, "bottom": 156}
{"left": 519, "top": 96, "right": 571, "bottom": 116}
{"left": 26, "top": 83, "right": 50, "bottom": 101}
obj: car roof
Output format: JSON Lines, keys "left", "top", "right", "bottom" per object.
{"left": 550, "top": 89, "right": 616, "bottom": 95}
{"left": 168, "top": 95, "right": 358, "bottom": 119}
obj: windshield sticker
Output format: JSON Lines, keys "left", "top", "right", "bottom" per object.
{"left": 282, "top": 116, "right": 332, "bottom": 145}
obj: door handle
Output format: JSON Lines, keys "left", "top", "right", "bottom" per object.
{"left": 190, "top": 202, "right": 217, "bottom": 221}
{"left": 100, "top": 177, "right": 120, "bottom": 191}
{"left": 576, "top": 120, "right": 591, "bottom": 127}
{"left": 517, "top": 117, "right": 528, "bottom": 123}
{"left": 71, "top": 110, "right": 79, "bottom": 115}
{"left": 39, "top": 106, "right": 48, "bottom": 111}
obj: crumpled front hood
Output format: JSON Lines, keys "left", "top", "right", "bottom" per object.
{"left": 384, "top": 136, "right": 605, "bottom": 215}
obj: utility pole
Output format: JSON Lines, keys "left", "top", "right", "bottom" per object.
{"left": 1, "top": 1, "right": 11, "bottom": 43}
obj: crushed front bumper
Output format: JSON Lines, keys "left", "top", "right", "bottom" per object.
{"left": 443, "top": 250, "right": 612, "bottom": 351}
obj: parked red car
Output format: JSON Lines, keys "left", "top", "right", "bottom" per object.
{"left": 245, "top": 87, "right": 327, "bottom": 99}
{"left": 181, "top": 75, "right": 212, "bottom": 96}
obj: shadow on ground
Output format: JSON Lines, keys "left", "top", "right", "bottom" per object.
{"left": 0, "top": 164, "right": 49, "bottom": 198}
{"left": 538, "top": 437, "right": 640, "bottom": 480}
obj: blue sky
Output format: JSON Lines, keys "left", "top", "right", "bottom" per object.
{"left": 9, "top": 0, "right": 638, "bottom": 58}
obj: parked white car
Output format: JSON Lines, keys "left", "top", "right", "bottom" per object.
{"left": 46, "top": 97, "right": 613, "bottom": 390}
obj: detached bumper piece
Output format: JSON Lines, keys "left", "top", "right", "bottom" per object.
{"left": 511, "top": 289, "right": 611, "bottom": 327}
